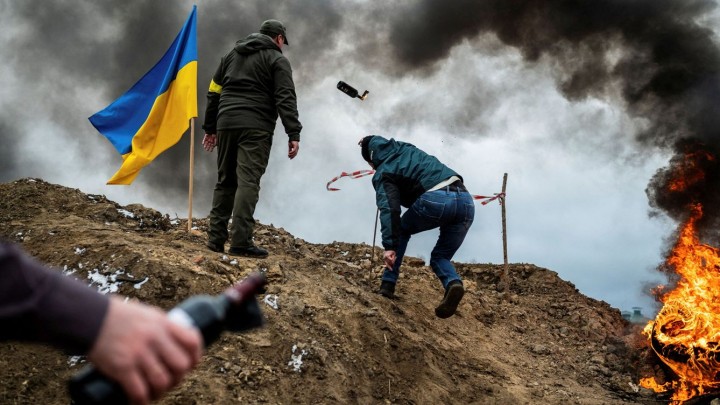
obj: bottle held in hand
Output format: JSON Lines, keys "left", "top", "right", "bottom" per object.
{"left": 68, "top": 273, "right": 268, "bottom": 405}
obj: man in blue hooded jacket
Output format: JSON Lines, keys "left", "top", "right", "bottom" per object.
{"left": 359, "top": 135, "right": 475, "bottom": 318}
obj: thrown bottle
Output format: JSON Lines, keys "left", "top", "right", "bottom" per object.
{"left": 337, "top": 81, "right": 369, "bottom": 100}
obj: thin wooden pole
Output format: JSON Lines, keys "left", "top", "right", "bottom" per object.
{"left": 372, "top": 208, "right": 379, "bottom": 263}
{"left": 187, "top": 118, "right": 195, "bottom": 232}
{"left": 501, "top": 173, "right": 509, "bottom": 292}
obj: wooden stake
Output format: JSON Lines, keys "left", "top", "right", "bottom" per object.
{"left": 501, "top": 173, "right": 509, "bottom": 293}
{"left": 372, "top": 208, "right": 379, "bottom": 263}
{"left": 187, "top": 118, "right": 195, "bottom": 232}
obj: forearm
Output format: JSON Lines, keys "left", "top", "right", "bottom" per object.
{"left": 273, "top": 59, "right": 302, "bottom": 140}
{"left": 0, "top": 243, "right": 109, "bottom": 354}
{"left": 202, "top": 92, "right": 220, "bottom": 133}
{"left": 276, "top": 96, "right": 302, "bottom": 141}
{"left": 376, "top": 182, "right": 402, "bottom": 250}
{"left": 379, "top": 209, "right": 401, "bottom": 250}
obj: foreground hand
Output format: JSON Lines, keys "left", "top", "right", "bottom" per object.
{"left": 88, "top": 297, "right": 203, "bottom": 405}
{"left": 288, "top": 141, "right": 299, "bottom": 159}
{"left": 202, "top": 134, "right": 217, "bottom": 152}
{"left": 383, "top": 250, "right": 396, "bottom": 270}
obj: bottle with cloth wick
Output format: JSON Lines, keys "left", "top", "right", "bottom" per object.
{"left": 337, "top": 81, "right": 369, "bottom": 100}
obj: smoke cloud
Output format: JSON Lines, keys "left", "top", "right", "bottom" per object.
{"left": 384, "top": 0, "right": 720, "bottom": 243}
{"left": 2, "top": 0, "right": 719, "bottom": 312}
{"left": 646, "top": 140, "right": 720, "bottom": 244}
{"left": 0, "top": 0, "right": 349, "bottom": 210}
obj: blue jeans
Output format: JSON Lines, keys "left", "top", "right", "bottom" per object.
{"left": 382, "top": 187, "right": 475, "bottom": 288}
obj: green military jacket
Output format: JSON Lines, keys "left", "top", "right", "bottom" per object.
{"left": 203, "top": 33, "right": 302, "bottom": 141}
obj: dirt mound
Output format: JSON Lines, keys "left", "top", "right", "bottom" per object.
{"left": 0, "top": 178, "right": 667, "bottom": 404}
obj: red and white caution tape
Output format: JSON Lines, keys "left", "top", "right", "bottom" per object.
{"left": 326, "top": 170, "right": 505, "bottom": 205}
{"left": 473, "top": 192, "right": 506, "bottom": 205}
{"left": 326, "top": 169, "right": 375, "bottom": 191}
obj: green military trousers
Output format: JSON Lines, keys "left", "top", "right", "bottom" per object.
{"left": 208, "top": 129, "right": 273, "bottom": 249}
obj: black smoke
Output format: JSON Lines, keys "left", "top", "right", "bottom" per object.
{"left": 386, "top": 0, "right": 720, "bottom": 243}
{"left": 3, "top": 0, "right": 720, "bottom": 234}
{"left": 646, "top": 140, "right": 720, "bottom": 244}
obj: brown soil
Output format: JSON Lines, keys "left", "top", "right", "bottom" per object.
{"left": 0, "top": 178, "right": 673, "bottom": 404}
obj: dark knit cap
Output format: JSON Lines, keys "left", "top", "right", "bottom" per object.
{"left": 360, "top": 136, "right": 374, "bottom": 163}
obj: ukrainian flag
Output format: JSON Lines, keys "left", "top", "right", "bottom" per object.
{"left": 90, "top": 6, "right": 198, "bottom": 185}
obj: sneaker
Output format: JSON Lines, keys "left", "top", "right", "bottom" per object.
{"left": 378, "top": 280, "right": 396, "bottom": 298}
{"left": 207, "top": 242, "right": 224, "bottom": 253}
{"left": 435, "top": 281, "right": 464, "bottom": 319}
{"left": 228, "top": 245, "right": 268, "bottom": 258}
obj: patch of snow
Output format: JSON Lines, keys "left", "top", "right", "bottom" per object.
{"left": 117, "top": 209, "right": 135, "bottom": 218}
{"left": 264, "top": 294, "right": 279, "bottom": 310}
{"left": 87, "top": 268, "right": 126, "bottom": 294}
{"left": 67, "top": 355, "right": 85, "bottom": 367}
{"left": 288, "top": 344, "right": 308, "bottom": 373}
{"left": 74, "top": 247, "right": 86, "bottom": 255}
{"left": 133, "top": 277, "right": 149, "bottom": 289}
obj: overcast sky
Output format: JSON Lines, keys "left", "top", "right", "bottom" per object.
{"left": 2, "top": 0, "right": 720, "bottom": 315}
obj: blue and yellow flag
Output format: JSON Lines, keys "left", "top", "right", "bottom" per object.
{"left": 90, "top": 6, "right": 198, "bottom": 185}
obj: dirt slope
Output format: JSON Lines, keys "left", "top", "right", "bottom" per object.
{"left": 0, "top": 178, "right": 669, "bottom": 404}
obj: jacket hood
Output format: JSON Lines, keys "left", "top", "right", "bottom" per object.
{"left": 365, "top": 135, "right": 400, "bottom": 167}
{"left": 234, "top": 33, "right": 281, "bottom": 55}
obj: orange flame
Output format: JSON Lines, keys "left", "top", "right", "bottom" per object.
{"left": 667, "top": 150, "right": 714, "bottom": 192}
{"left": 641, "top": 204, "right": 720, "bottom": 403}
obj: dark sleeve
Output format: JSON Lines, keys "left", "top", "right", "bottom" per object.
{"left": 374, "top": 174, "right": 403, "bottom": 250}
{"left": 202, "top": 57, "right": 225, "bottom": 134}
{"left": 272, "top": 56, "right": 302, "bottom": 141}
{"left": 0, "top": 243, "right": 109, "bottom": 354}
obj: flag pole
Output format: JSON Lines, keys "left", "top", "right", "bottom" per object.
{"left": 187, "top": 118, "right": 195, "bottom": 232}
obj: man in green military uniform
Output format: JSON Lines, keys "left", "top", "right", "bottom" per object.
{"left": 202, "top": 19, "right": 302, "bottom": 257}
